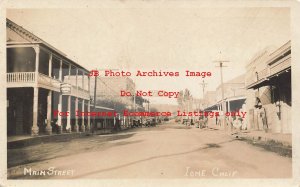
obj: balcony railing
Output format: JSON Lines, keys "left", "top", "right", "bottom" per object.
{"left": 7, "top": 72, "right": 90, "bottom": 99}
{"left": 71, "top": 85, "right": 90, "bottom": 99}
{"left": 38, "top": 73, "right": 61, "bottom": 87}
{"left": 7, "top": 72, "right": 35, "bottom": 83}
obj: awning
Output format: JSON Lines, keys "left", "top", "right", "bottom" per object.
{"left": 246, "top": 67, "right": 291, "bottom": 90}
{"left": 204, "top": 104, "right": 219, "bottom": 111}
{"left": 246, "top": 78, "right": 270, "bottom": 89}
{"left": 95, "top": 106, "right": 114, "bottom": 111}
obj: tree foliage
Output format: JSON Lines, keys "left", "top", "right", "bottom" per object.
{"left": 177, "top": 89, "right": 192, "bottom": 107}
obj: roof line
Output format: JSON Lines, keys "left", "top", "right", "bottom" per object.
{"left": 6, "top": 18, "right": 90, "bottom": 72}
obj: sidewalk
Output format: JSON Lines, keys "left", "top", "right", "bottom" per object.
{"left": 205, "top": 120, "right": 292, "bottom": 157}
{"left": 234, "top": 130, "right": 292, "bottom": 147}
{"left": 7, "top": 129, "right": 116, "bottom": 149}
{"left": 231, "top": 130, "right": 292, "bottom": 157}
{"left": 206, "top": 119, "right": 292, "bottom": 147}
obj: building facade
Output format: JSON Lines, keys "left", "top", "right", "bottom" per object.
{"left": 204, "top": 74, "right": 247, "bottom": 129}
{"left": 203, "top": 91, "right": 217, "bottom": 108}
{"left": 205, "top": 74, "right": 246, "bottom": 112}
{"left": 90, "top": 76, "right": 136, "bottom": 108}
{"left": 215, "top": 74, "right": 246, "bottom": 102}
{"left": 7, "top": 19, "right": 91, "bottom": 136}
{"left": 245, "top": 41, "right": 291, "bottom": 134}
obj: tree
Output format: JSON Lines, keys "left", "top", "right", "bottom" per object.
{"left": 183, "top": 89, "right": 192, "bottom": 101}
{"left": 177, "top": 90, "right": 184, "bottom": 107}
{"left": 177, "top": 89, "right": 192, "bottom": 111}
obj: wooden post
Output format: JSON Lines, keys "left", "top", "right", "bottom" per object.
{"left": 86, "top": 100, "right": 90, "bottom": 132}
{"left": 74, "top": 97, "right": 79, "bottom": 132}
{"left": 66, "top": 95, "right": 71, "bottom": 132}
{"left": 31, "top": 46, "right": 40, "bottom": 136}
{"left": 45, "top": 90, "right": 52, "bottom": 135}
{"left": 81, "top": 99, "right": 85, "bottom": 132}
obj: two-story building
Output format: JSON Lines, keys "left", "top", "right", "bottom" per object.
{"left": 203, "top": 91, "right": 217, "bottom": 109}
{"left": 7, "top": 19, "right": 91, "bottom": 136}
{"left": 205, "top": 74, "right": 246, "bottom": 113}
{"left": 90, "top": 76, "right": 136, "bottom": 108}
{"left": 245, "top": 41, "right": 291, "bottom": 134}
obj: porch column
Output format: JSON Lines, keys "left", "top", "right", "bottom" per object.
{"left": 124, "top": 116, "right": 126, "bottom": 128}
{"left": 88, "top": 76, "right": 90, "bottom": 94}
{"left": 76, "top": 68, "right": 78, "bottom": 88}
{"left": 45, "top": 90, "right": 52, "bottom": 135}
{"left": 59, "top": 60, "right": 62, "bottom": 81}
{"left": 227, "top": 101, "right": 230, "bottom": 112}
{"left": 81, "top": 99, "right": 85, "bottom": 132}
{"left": 32, "top": 46, "right": 40, "bottom": 136}
{"left": 66, "top": 95, "right": 71, "bottom": 132}
{"left": 86, "top": 100, "right": 90, "bottom": 132}
{"left": 82, "top": 71, "right": 84, "bottom": 89}
{"left": 57, "top": 94, "right": 63, "bottom": 134}
{"left": 31, "top": 87, "right": 39, "bottom": 136}
{"left": 68, "top": 64, "right": 71, "bottom": 80}
{"left": 74, "top": 97, "right": 79, "bottom": 132}
{"left": 47, "top": 54, "right": 53, "bottom": 134}
{"left": 48, "top": 53, "right": 52, "bottom": 77}
{"left": 66, "top": 64, "right": 71, "bottom": 133}
{"left": 34, "top": 46, "right": 40, "bottom": 75}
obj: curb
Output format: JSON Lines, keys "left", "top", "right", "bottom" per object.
{"left": 233, "top": 133, "right": 292, "bottom": 157}
{"left": 8, "top": 132, "right": 92, "bottom": 149}
{"left": 7, "top": 128, "right": 128, "bottom": 149}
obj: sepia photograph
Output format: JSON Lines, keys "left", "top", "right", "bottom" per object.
{"left": 1, "top": 0, "right": 300, "bottom": 187}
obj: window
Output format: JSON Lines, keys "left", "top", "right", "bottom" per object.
{"left": 39, "top": 49, "right": 50, "bottom": 75}
{"left": 51, "top": 56, "right": 60, "bottom": 79}
{"left": 7, "top": 47, "right": 35, "bottom": 73}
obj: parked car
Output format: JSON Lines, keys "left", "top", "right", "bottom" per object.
{"left": 182, "top": 119, "right": 189, "bottom": 125}
{"left": 175, "top": 117, "right": 181, "bottom": 123}
{"left": 145, "top": 118, "right": 156, "bottom": 127}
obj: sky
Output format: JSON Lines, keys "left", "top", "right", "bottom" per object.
{"left": 7, "top": 7, "right": 290, "bottom": 105}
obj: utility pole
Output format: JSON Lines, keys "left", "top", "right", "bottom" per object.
{"left": 214, "top": 52, "right": 229, "bottom": 131}
{"left": 199, "top": 79, "right": 207, "bottom": 110}
{"left": 93, "top": 75, "right": 97, "bottom": 133}
{"left": 92, "top": 68, "right": 119, "bottom": 133}
{"left": 199, "top": 79, "right": 207, "bottom": 99}
{"left": 133, "top": 92, "right": 136, "bottom": 112}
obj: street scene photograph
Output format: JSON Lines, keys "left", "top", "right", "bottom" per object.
{"left": 3, "top": 1, "right": 296, "bottom": 186}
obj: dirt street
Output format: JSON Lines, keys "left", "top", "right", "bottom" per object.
{"left": 7, "top": 122, "right": 292, "bottom": 179}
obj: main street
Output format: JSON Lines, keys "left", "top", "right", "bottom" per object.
{"left": 7, "top": 121, "right": 291, "bottom": 179}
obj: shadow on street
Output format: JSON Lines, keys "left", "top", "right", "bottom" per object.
{"left": 70, "top": 139, "right": 234, "bottom": 179}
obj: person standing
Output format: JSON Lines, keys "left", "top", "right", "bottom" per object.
{"left": 255, "top": 97, "right": 268, "bottom": 132}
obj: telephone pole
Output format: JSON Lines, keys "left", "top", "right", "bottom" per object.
{"left": 214, "top": 52, "right": 229, "bottom": 131}
{"left": 199, "top": 79, "right": 207, "bottom": 99}
{"left": 199, "top": 79, "right": 207, "bottom": 110}
{"left": 92, "top": 68, "right": 119, "bottom": 133}
{"left": 92, "top": 75, "right": 97, "bottom": 133}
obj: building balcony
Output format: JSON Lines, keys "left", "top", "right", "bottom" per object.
{"left": 7, "top": 72, "right": 35, "bottom": 84}
{"left": 7, "top": 72, "right": 61, "bottom": 92}
{"left": 7, "top": 72, "right": 90, "bottom": 99}
{"left": 69, "top": 85, "right": 90, "bottom": 100}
